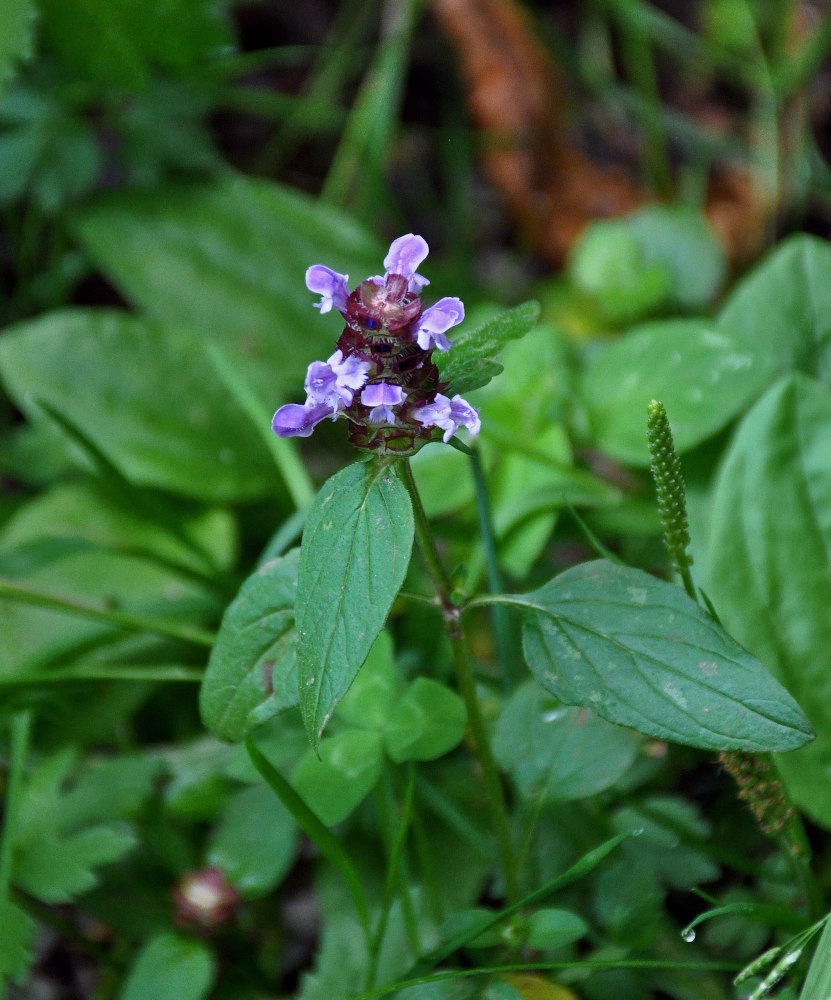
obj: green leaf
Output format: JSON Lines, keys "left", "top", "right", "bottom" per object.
{"left": 525, "top": 908, "right": 589, "bottom": 951}
{"left": 0, "top": 899, "right": 36, "bottom": 983}
{"left": 493, "top": 680, "right": 639, "bottom": 801}
{"left": 120, "top": 932, "right": 215, "bottom": 1000}
{"left": 292, "top": 730, "right": 384, "bottom": 826}
{"left": 514, "top": 559, "right": 813, "bottom": 751}
{"left": 581, "top": 319, "right": 778, "bottom": 465}
{"left": 0, "top": 309, "right": 279, "bottom": 502}
{"left": 384, "top": 678, "right": 466, "bottom": 764}
{"left": 437, "top": 301, "right": 540, "bottom": 394}
{"left": 200, "top": 549, "right": 300, "bottom": 742}
{"left": 206, "top": 783, "right": 298, "bottom": 896}
{"left": 718, "top": 234, "right": 831, "bottom": 382}
{"left": 37, "top": 0, "right": 232, "bottom": 90}
{"left": 568, "top": 223, "right": 671, "bottom": 325}
{"left": 296, "top": 460, "right": 413, "bottom": 747}
{"left": 16, "top": 824, "right": 137, "bottom": 903}
{"left": 705, "top": 374, "right": 831, "bottom": 826}
{"left": 334, "top": 630, "right": 402, "bottom": 730}
{"left": 624, "top": 204, "right": 726, "bottom": 310}
{"left": 74, "top": 176, "right": 382, "bottom": 400}
{"left": 0, "top": 0, "right": 36, "bottom": 92}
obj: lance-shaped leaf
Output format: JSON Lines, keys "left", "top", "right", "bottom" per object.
{"left": 437, "top": 301, "right": 540, "bottom": 394}
{"left": 515, "top": 559, "right": 813, "bottom": 752}
{"left": 296, "top": 460, "right": 413, "bottom": 748}
{"left": 199, "top": 548, "right": 299, "bottom": 742}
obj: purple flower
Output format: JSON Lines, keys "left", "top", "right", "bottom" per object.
{"left": 305, "top": 350, "right": 371, "bottom": 412}
{"left": 271, "top": 401, "right": 332, "bottom": 438}
{"left": 413, "top": 297, "right": 465, "bottom": 351}
{"left": 383, "top": 234, "right": 430, "bottom": 293}
{"left": 361, "top": 382, "right": 406, "bottom": 425}
{"left": 412, "top": 393, "right": 481, "bottom": 443}
{"left": 306, "top": 265, "right": 350, "bottom": 314}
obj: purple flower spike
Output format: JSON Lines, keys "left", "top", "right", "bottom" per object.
{"left": 414, "top": 297, "right": 465, "bottom": 351}
{"left": 412, "top": 392, "right": 481, "bottom": 443}
{"left": 383, "top": 234, "right": 430, "bottom": 293}
{"left": 305, "top": 265, "right": 350, "bottom": 314}
{"left": 272, "top": 401, "right": 332, "bottom": 438}
{"left": 305, "top": 349, "right": 371, "bottom": 412}
{"left": 361, "top": 382, "right": 406, "bottom": 425}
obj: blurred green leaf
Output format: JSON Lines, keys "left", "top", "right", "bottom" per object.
{"left": 0, "top": 899, "right": 36, "bottom": 983}
{"left": 0, "top": 309, "right": 279, "bottom": 501}
{"left": 582, "top": 318, "right": 778, "bottom": 465}
{"left": 292, "top": 729, "right": 384, "bottom": 826}
{"left": 13, "top": 750, "right": 153, "bottom": 903}
{"left": 516, "top": 559, "right": 813, "bottom": 751}
{"left": 0, "top": 0, "right": 35, "bottom": 93}
{"left": 334, "top": 631, "right": 401, "bottom": 731}
{"left": 706, "top": 374, "right": 831, "bottom": 827}
{"left": 206, "top": 783, "right": 298, "bottom": 896}
{"left": 718, "top": 234, "right": 831, "bottom": 382}
{"left": 568, "top": 223, "right": 671, "bottom": 325}
{"left": 524, "top": 908, "right": 589, "bottom": 951}
{"left": 74, "top": 176, "right": 382, "bottom": 400}
{"left": 120, "top": 932, "right": 215, "bottom": 1000}
{"left": 38, "top": 0, "right": 232, "bottom": 89}
{"left": 200, "top": 549, "right": 300, "bottom": 742}
{"left": 384, "top": 678, "right": 466, "bottom": 764}
{"left": 297, "top": 460, "right": 413, "bottom": 748}
{"left": 493, "top": 680, "right": 639, "bottom": 802}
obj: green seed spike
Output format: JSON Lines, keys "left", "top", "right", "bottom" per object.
{"left": 647, "top": 400, "right": 696, "bottom": 601}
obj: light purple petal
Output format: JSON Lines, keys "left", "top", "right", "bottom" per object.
{"left": 361, "top": 382, "right": 406, "bottom": 407}
{"left": 327, "top": 350, "right": 372, "bottom": 393}
{"left": 383, "top": 234, "right": 430, "bottom": 292}
{"left": 305, "top": 265, "right": 349, "bottom": 314}
{"left": 414, "top": 297, "right": 465, "bottom": 351}
{"left": 448, "top": 394, "right": 481, "bottom": 438}
{"left": 412, "top": 391, "right": 480, "bottom": 443}
{"left": 271, "top": 401, "right": 331, "bottom": 438}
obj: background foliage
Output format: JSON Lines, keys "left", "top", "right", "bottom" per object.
{"left": 3, "top": 1, "right": 831, "bottom": 998}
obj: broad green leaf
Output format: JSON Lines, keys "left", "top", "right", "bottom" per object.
{"left": 120, "top": 932, "right": 215, "bottom": 1000}
{"left": 292, "top": 729, "right": 384, "bottom": 826}
{"left": 0, "top": 480, "right": 236, "bottom": 577}
{"left": 718, "top": 234, "right": 831, "bottom": 382}
{"left": 582, "top": 319, "right": 778, "bottom": 465}
{"left": 0, "top": 546, "right": 218, "bottom": 680}
{"left": 705, "top": 375, "right": 831, "bottom": 826}
{"left": 296, "top": 460, "right": 413, "bottom": 747}
{"left": 74, "top": 176, "right": 381, "bottom": 400}
{"left": 0, "top": 0, "right": 35, "bottom": 92}
{"left": 0, "top": 309, "right": 279, "bottom": 502}
{"left": 206, "top": 783, "right": 298, "bottom": 896}
{"left": 493, "top": 680, "right": 639, "bottom": 801}
{"left": 516, "top": 559, "right": 813, "bottom": 751}
{"left": 437, "top": 301, "right": 540, "bottom": 394}
{"left": 200, "top": 549, "right": 300, "bottom": 742}
{"left": 384, "top": 678, "right": 467, "bottom": 763}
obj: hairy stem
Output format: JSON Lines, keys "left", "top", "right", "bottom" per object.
{"left": 399, "top": 458, "right": 518, "bottom": 903}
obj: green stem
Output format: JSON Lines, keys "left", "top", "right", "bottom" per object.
{"left": 0, "top": 577, "right": 215, "bottom": 648}
{"left": 469, "top": 449, "right": 519, "bottom": 689}
{"left": 399, "top": 459, "right": 519, "bottom": 904}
